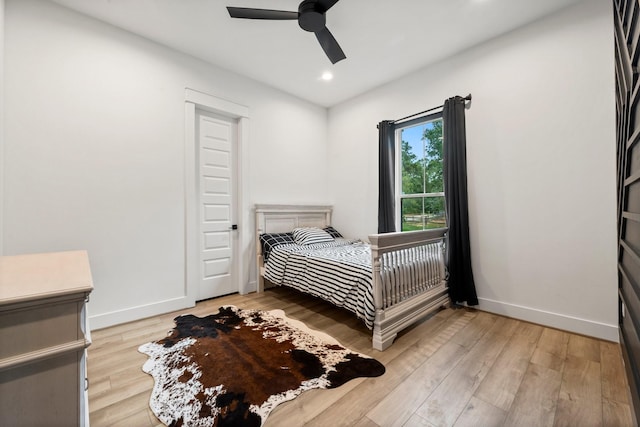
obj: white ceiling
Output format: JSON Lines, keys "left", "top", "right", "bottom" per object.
{"left": 48, "top": 0, "right": 586, "bottom": 107}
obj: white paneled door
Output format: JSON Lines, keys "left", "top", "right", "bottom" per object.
{"left": 196, "top": 110, "right": 238, "bottom": 300}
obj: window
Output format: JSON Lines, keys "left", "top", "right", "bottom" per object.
{"left": 396, "top": 113, "right": 445, "bottom": 231}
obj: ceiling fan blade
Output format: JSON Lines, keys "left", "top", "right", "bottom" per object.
{"left": 315, "top": 27, "right": 346, "bottom": 64}
{"left": 316, "top": 0, "right": 340, "bottom": 13}
{"left": 226, "top": 7, "right": 298, "bottom": 20}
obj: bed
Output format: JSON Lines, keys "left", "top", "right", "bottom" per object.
{"left": 255, "top": 204, "right": 450, "bottom": 351}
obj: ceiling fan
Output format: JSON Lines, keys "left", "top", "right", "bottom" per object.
{"left": 226, "top": 0, "right": 346, "bottom": 64}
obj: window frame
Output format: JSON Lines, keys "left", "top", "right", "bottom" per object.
{"left": 394, "top": 111, "right": 445, "bottom": 232}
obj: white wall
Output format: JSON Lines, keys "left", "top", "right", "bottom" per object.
{"left": 328, "top": 0, "right": 618, "bottom": 340}
{"left": 3, "top": 0, "right": 328, "bottom": 328}
{"left": 0, "top": 0, "right": 4, "bottom": 257}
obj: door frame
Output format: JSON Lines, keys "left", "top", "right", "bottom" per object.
{"left": 185, "top": 88, "right": 250, "bottom": 305}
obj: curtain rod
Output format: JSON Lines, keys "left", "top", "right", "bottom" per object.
{"left": 392, "top": 94, "right": 472, "bottom": 124}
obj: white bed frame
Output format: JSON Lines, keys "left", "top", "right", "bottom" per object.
{"left": 255, "top": 204, "right": 450, "bottom": 351}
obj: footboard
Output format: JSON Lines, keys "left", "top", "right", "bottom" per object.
{"left": 369, "top": 228, "right": 449, "bottom": 351}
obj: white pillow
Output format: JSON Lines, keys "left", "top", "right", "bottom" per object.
{"left": 292, "top": 227, "right": 334, "bottom": 245}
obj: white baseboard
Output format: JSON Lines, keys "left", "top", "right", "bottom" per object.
{"left": 89, "top": 296, "right": 195, "bottom": 331}
{"left": 478, "top": 297, "right": 619, "bottom": 342}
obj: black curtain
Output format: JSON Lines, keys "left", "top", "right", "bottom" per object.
{"left": 443, "top": 96, "right": 479, "bottom": 305}
{"left": 378, "top": 120, "right": 396, "bottom": 233}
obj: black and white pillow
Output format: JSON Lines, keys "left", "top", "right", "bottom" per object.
{"left": 323, "top": 226, "right": 343, "bottom": 238}
{"left": 260, "top": 232, "right": 294, "bottom": 261}
{"left": 292, "top": 227, "right": 334, "bottom": 245}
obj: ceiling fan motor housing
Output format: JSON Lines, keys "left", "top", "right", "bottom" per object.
{"left": 298, "top": 0, "right": 326, "bottom": 32}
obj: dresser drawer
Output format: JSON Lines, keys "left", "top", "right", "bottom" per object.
{"left": 0, "top": 296, "right": 84, "bottom": 360}
{"left": 0, "top": 350, "right": 82, "bottom": 426}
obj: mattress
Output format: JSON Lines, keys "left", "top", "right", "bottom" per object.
{"left": 263, "top": 239, "right": 377, "bottom": 329}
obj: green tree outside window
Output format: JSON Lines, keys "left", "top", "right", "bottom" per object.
{"left": 400, "top": 119, "right": 445, "bottom": 231}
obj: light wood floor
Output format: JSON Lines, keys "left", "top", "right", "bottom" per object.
{"left": 88, "top": 287, "right": 635, "bottom": 426}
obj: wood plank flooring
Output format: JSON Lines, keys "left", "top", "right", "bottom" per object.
{"left": 87, "top": 287, "right": 634, "bottom": 426}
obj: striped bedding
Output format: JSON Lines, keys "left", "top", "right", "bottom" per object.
{"left": 263, "top": 239, "right": 378, "bottom": 328}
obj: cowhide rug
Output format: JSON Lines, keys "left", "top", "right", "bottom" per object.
{"left": 138, "top": 305, "right": 385, "bottom": 427}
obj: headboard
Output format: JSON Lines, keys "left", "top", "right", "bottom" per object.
{"left": 254, "top": 204, "right": 332, "bottom": 291}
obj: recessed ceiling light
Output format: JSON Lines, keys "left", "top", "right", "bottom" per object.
{"left": 321, "top": 71, "right": 333, "bottom": 81}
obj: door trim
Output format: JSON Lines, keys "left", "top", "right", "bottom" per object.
{"left": 185, "top": 89, "right": 250, "bottom": 305}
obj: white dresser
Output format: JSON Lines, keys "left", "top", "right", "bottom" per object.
{"left": 0, "top": 250, "right": 93, "bottom": 426}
